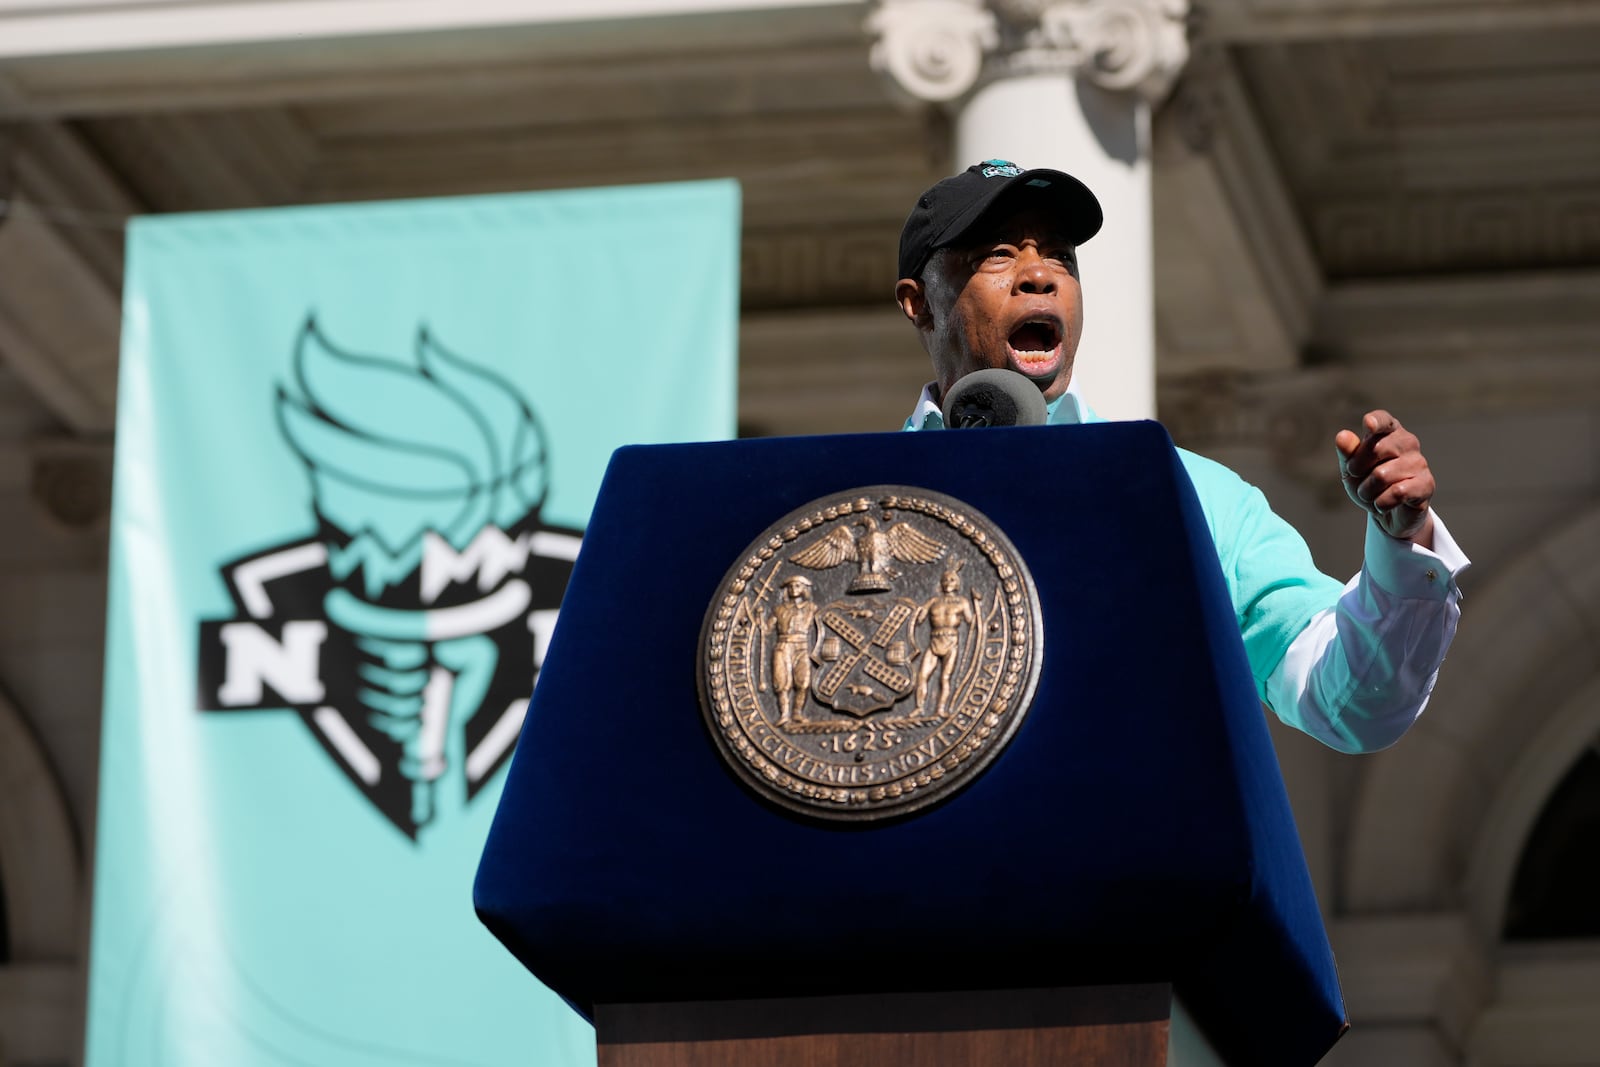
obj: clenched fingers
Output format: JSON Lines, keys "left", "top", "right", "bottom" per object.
{"left": 1335, "top": 410, "right": 1435, "bottom": 543}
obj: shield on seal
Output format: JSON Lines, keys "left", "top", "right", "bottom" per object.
{"left": 810, "top": 592, "right": 918, "bottom": 717}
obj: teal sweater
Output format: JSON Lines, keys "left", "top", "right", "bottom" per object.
{"left": 906, "top": 391, "right": 1344, "bottom": 702}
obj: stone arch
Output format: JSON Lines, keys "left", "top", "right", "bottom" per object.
{"left": 1463, "top": 673, "right": 1600, "bottom": 939}
{"left": 1343, "top": 504, "right": 1600, "bottom": 917}
{"left": 0, "top": 690, "right": 80, "bottom": 960}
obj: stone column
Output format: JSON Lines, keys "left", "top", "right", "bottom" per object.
{"left": 868, "top": 0, "right": 1189, "bottom": 420}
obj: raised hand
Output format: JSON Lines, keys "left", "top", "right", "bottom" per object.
{"left": 1335, "top": 410, "right": 1435, "bottom": 547}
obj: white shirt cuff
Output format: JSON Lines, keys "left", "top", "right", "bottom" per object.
{"left": 1361, "top": 510, "right": 1470, "bottom": 601}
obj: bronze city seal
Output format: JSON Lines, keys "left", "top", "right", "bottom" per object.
{"left": 698, "top": 487, "right": 1043, "bottom": 820}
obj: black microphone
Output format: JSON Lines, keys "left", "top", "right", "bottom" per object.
{"left": 941, "top": 369, "right": 1048, "bottom": 428}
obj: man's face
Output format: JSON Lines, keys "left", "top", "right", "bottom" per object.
{"left": 896, "top": 203, "right": 1082, "bottom": 403}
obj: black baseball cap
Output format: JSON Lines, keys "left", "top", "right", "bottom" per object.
{"left": 897, "top": 159, "right": 1103, "bottom": 280}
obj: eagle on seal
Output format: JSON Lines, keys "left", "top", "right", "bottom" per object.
{"left": 790, "top": 515, "right": 947, "bottom": 593}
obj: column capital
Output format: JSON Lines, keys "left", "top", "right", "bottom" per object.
{"left": 868, "top": 0, "right": 1191, "bottom": 107}
{"left": 866, "top": 0, "right": 999, "bottom": 105}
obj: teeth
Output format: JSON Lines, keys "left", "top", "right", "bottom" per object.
{"left": 1012, "top": 349, "right": 1056, "bottom": 361}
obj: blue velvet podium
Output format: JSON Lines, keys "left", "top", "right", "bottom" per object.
{"left": 475, "top": 422, "right": 1347, "bottom": 1066}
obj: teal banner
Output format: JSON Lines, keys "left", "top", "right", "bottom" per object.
{"left": 87, "top": 182, "right": 740, "bottom": 1065}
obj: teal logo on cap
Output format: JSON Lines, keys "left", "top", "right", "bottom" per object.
{"left": 980, "top": 159, "right": 1023, "bottom": 178}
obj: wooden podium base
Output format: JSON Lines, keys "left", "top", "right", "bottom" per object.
{"left": 597, "top": 984, "right": 1171, "bottom": 1067}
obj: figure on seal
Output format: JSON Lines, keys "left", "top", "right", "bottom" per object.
{"left": 768, "top": 575, "right": 819, "bottom": 725}
{"left": 912, "top": 562, "right": 977, "bottom": 719}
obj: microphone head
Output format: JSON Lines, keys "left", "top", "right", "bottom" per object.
{"left": 941, "top": 368, "right": 1048, "bottom": 429}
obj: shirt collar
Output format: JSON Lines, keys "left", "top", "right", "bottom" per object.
{"left": 903, "top": 379, "right": 1097, "bottom": 431}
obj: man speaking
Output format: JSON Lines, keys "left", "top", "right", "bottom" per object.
{"left": 894, "top": 159, "right": 1468, "bottom": 752}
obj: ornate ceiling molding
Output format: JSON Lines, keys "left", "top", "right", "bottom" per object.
{"left": 742, "top": 224, "right": 902, "bottom": 310}
{"left": 868, "top": 0, "right": 1190, "bottom": 107}
{"left": 1153, "top": 46, "right": 1323, "bottom": 375}
{"left": 1312, "top": 187, "right": 1600, "bottom": 280}
{"left": 1316, "top": 271, "right": 1600, "bottom": 367}
{"left": 1158, "top": 368, "right": 1372, "bottom": 495}
{"left": 739, "top": 306, "right": 929, "bottom": 436}
{"left": 1200, "top": 0, "right": 1600, "bottom": 42}
{"left": 0, "top": 123, "right": 134, "bottom": 436}
{"left": 1157, "top": 339, "right": 1600, "bottom": 493}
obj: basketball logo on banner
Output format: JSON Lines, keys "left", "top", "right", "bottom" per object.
{"left": 196, "top": 318, "right": 582, "bottom": 838}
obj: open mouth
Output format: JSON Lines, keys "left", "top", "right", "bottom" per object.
{"left": 1006, "top": 318, "right": 1063, "bottom": 379}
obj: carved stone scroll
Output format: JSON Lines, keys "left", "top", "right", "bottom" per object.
{"left": 868, "top": 0, "right": 1190, "bottom": 106}
{"left": 867, "top": 0, "right": 1000, "bottom": 105}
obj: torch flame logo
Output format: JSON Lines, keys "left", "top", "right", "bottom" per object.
{"left": 197, "top": 317, "right": 581, "bottom": 838}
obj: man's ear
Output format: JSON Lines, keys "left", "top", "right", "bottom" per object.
{"left": 895, "top": 278, "right": 930, "bottom": 328}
